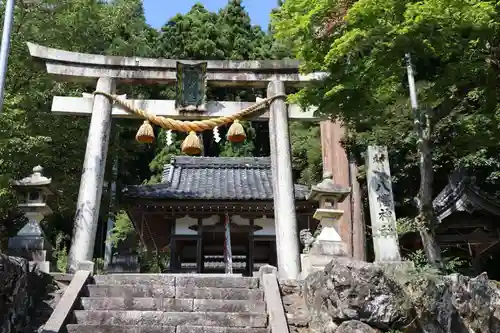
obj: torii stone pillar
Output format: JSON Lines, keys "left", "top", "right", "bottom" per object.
{"left": 267, "top": 97, "right": 282, "bottom": 271}
{"left": 268, "top": 80, "right": 300, "bottom": 280}
{"left": 67, "top": 77, "right": 116, "bottom": 272}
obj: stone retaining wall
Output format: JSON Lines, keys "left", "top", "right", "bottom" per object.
{"left": 0, "top": 254, "right": 30, "bottom": 333}
{"left": 279, "top": 279, "right": 310, "bottom": 333}
{"left": 0, "top": 253, "right": 61, "bottom": 333}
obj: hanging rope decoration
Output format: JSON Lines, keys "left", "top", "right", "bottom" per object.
{"left": 182, "top": 131, "right": 203, "bottom": 155}
{"left": 213, "top": 126, "right": 221, "bottom": 143}
{"left": 165, "top": 130, "right": 173, "bottom": 146}
{"left": 225, "top": 119, "right": 246, "bottom": 143}
{"left": 136, "top": 120, "right": 155, "bottom": 143}
{"left": 93, "top": 91, "right": 286, "bottom": 155}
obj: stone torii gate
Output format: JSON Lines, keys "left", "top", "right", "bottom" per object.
{"left": 27, "top": 42, "right": 363, "bottom": 278}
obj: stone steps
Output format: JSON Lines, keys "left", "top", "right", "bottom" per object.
{"left": 93, "top": 274, "right": 258, "bottom": 289}
{"left": 67, "top": 325, "right": 174, "bottom": 333}
{"left": 176, "top": 276, "right": 259, "bottom": 289}
{"left": 74, "top": 310, "right": 268, "bottom": 327}
{"left": 93, "top": 274, "right": 175, "bottom": 286}
{"left": 81, "top": 297, "right": 266, "bottom": 312}
{"left": 68, "top": 274, "right": 268, "bottom": 332}
{"left": 177, "top": 326, "right": 270, "bottom": 333}
{"left": 87, "top": 284, "right": 175, "bottom": 298}
{"left": 81, "top": 297, "right": 192, "bottom": 311}
{"left": 176, "top": 287, "right": 263, "bottom": 300}
{"left": 87, "top": 285, "right": 263, "bottom": 300}
{"left": 67, "top": 324, "right": 270, "bottom": 333}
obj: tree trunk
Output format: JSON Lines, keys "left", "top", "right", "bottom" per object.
{"left": 406, "top": 53, "right": 443, "bottom": 270}
{"left": 415, "top": 112, "right": 443, "bottom": 270}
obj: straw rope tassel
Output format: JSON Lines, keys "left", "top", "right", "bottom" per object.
{"left": 136, "top": 120, "right": 155, "bottom": 143}
{"left": 227, "top": 119, "right": 246, "bottom": 143}
{"left": 181, "top": 131, "right": 202, "bottom": 155}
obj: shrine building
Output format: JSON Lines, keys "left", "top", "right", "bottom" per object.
{"left": 399, "top": 169, "right": 500, "bottom": 277}
{"left": 122, "top": 156, "right": 318, "bottom": 276}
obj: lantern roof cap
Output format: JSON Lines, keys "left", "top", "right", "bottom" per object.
{"left": 11, "top": 165, "right": 52, "bottom": 187}
{"left": 307, "top": 172, "right": 351, "bottom": 202}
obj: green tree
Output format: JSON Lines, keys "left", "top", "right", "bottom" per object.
{"left": 105, "top": 0, "right": 156, "bottom": 57}
{"left": 0, "top": 0, "right": 156, "bottom": 248}
{"left": 273, "top": 0, "right": 500, "bottom": 268}
{"left": 149, "top": 2, "right": 274, "bottom": 179}
{"left": 149, "top": 1, "right": 323, "bottom": 183}
{"left": 154, "top": 4, "right": 224, "bottom": 60}
{"left": 290, "top": 121, "right": 322, "bottom": 185}
{"left": 217, "top": 0, "right": 272, "bottom": 60}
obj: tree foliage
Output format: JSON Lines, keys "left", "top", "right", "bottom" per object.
{"left": 148, "top": 0, "right": 322, "bottom": 183}
{"left": 148, "top": 0, "right": 274, "bottom": 182}
{"left": 273, "top": 0, "right": 500, "bottom": 266}
{"left": 108, "top": 210, "right": 135, "bottom": 247}
{"left": 273, "top": 0, "right": 500, "bottom": 191}
{"left": 0, "top": 0, "right": 155, "bottom": 245}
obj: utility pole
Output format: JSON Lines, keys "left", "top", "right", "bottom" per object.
{"left": 405, "top": 53, "right": 419, "bottom": 111}
{"left": 0, "top": 0, "right": 15, "bottom": 114}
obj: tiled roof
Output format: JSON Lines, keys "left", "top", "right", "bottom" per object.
{"left": 433, "top": 168, "right": 500, "bottom": 222}
{"left": 124, "top": 156, "right": 310, "bottom": 201}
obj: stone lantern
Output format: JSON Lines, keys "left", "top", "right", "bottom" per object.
{"left": 8, "top": 165, "right": 53, "bottom": 273}
{"left": 300, "top": 172, "right": 351, "bottom": 277}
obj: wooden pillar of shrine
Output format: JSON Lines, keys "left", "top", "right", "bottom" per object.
{"left": 320, "top": 120, "right": 366, "bottom": 260}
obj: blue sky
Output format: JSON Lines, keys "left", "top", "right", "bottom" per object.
{"left": 143, "top": 0, "right": 276, "bottom": 30}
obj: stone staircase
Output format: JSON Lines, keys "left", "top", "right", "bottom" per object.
{"left": 66, "top": 274, "right": 270, "bottom": 333}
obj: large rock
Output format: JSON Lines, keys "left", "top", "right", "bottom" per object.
{"left": 302, "top": 257, "right": 500, "bottom": 332}
{"left": 489, "top": 281, "right": 500, "bottom": 331}
{"left": 404, "top": 274, "right": 454, "bottom": 332}
{"left": 28, "top": 269, "right": 61, "bottom": 330}
{"left": 335, "top": 320, "right": 378, "bottom": 333}
{"left": 304, "top": 257, "right": 413, "bottom": 332}
{"left": 449, "top": 273, "right": 493, "bottom": 332}
{"left": 404, "top": 272, "right": 498, "bottom": 333}
{"left": 0, "top": 253, "right": 30, "bottom": 333}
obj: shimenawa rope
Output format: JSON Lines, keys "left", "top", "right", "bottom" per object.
{"left": 93, "top": 91, "right": 287, "bottom": 133}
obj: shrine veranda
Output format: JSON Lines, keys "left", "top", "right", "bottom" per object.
{"left": 28, "top": 42, "right": 386, "bottom": 279}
